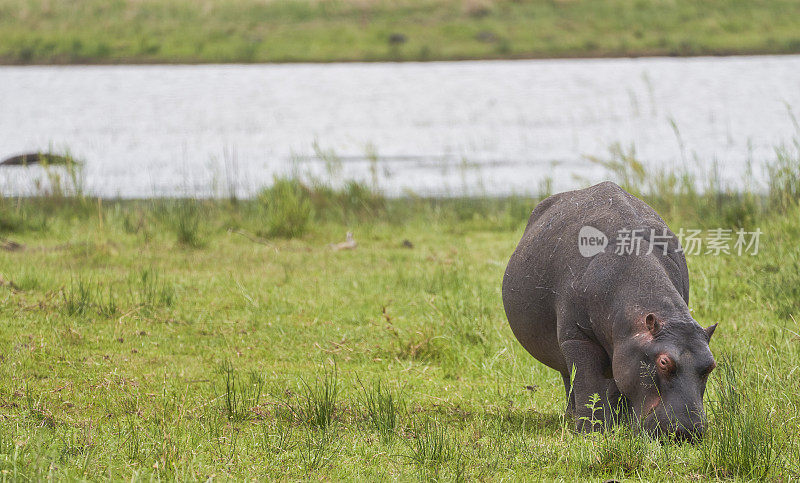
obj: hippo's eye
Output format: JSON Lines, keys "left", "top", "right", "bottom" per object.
{"left": 656, "top": 355, "right": 675, "bottom": 375}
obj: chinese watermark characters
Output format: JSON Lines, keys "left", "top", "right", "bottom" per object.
{"left": 578, "top": 225, "right": 762, "bottom": 257}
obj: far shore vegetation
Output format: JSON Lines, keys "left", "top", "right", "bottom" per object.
{"left": 1, "top": 0, "right": 799, "bottom": 64}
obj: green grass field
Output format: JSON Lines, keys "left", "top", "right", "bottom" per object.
{"left": 1, "top": 145, "right": 800, "bottom": 479}
{"left": 1, "top": 0, "right": 799, "bottom": 64}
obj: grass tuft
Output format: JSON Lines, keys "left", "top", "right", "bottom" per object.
{"left": 299, "top": 427, "right": 340, "bottom": 472}
{"left": 294, "top": 364, "right": 339, "bottom": 429}
{"left": 154, "top": 199, "right": 205, "bottom": 247}
{"left": 767, "top": 135, "right": 800, "bottom": 210}
{"left": 61, "top": 277, "right": 116, "bottom": 317}
{"left": 358, "top": 378, "right": 404, "bottom": 442}
{"left": 405, "top": 417, "right": 453, "bottom": 468}
{"left": 588, "top": 424, "right": 650, "bottom": 476}
{"left": 700, "top": 358, "right": 777, "bottom": 480}
{"left": 130, "top": 267, "right": 175, "bottom": 310}
{"left": 258, "top": 178, "right": 313, "bottom": 239}
{"left": 216, "top": 359, "right": 266, "bottom": 421}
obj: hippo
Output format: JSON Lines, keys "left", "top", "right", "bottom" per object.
{"left": 502, "top": 181, "right": 717, "bottom": 441}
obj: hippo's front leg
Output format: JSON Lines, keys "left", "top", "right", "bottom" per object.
{"left": 561, "top": 339, "right": 625, "bottom": 432}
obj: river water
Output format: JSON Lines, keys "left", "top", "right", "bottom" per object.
{"left": 1, "top": 56, "right": 799, "bottom": 197}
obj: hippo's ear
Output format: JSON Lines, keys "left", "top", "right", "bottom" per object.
{"left": 645, "top": 313, "right": 661, "bottom": 335}
{"left": 705, "top": 323, "right": 718, "bottom": 342}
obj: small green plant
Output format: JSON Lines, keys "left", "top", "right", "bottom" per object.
{"left": 357, "top": 378, "right": 404, "bottom": 442}
{"left": 700, "top": 358, "right": 776, "bottom": 480}
{"left": 579, "top": 392, "right": 604, "bottom": 433}
{"left": 258, "top": 178, "right": 312, "bottom": 239}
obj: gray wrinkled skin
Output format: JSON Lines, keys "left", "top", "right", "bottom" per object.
{"left": 502, "top": 182, "right": 717, "bottom": 442}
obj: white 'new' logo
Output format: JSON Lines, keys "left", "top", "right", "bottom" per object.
{"left": 578, "top": 226, "right": 608, "bottom": 257}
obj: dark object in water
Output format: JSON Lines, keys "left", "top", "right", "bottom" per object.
{"left": 0, "top": 152, "right": 78, "bottom": 167}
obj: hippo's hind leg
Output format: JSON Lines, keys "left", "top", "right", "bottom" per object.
{"left": 560, "top": 339, "right": 624, "bottom": 432}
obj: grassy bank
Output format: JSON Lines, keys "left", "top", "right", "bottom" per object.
{"left": 1, "top": 0, "right": 799, "bottom": 64}
{"left": 1, "top": 145, "right": 800, "bottom": 479}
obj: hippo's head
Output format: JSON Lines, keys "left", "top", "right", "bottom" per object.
{"left": 614, "top": 313, "right": 717, "bottom": 442}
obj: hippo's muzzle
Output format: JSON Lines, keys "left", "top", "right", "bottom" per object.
{"left": 643, "top": 400, "right": 706, "bottom": 443}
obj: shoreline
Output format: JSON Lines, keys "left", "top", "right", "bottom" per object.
{"left": 3, "top": 49, "right": 800, "bottom": 67}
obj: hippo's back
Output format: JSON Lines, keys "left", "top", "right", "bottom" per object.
{"left": 501, "top": 181, "right": 687, "bottom": 372}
